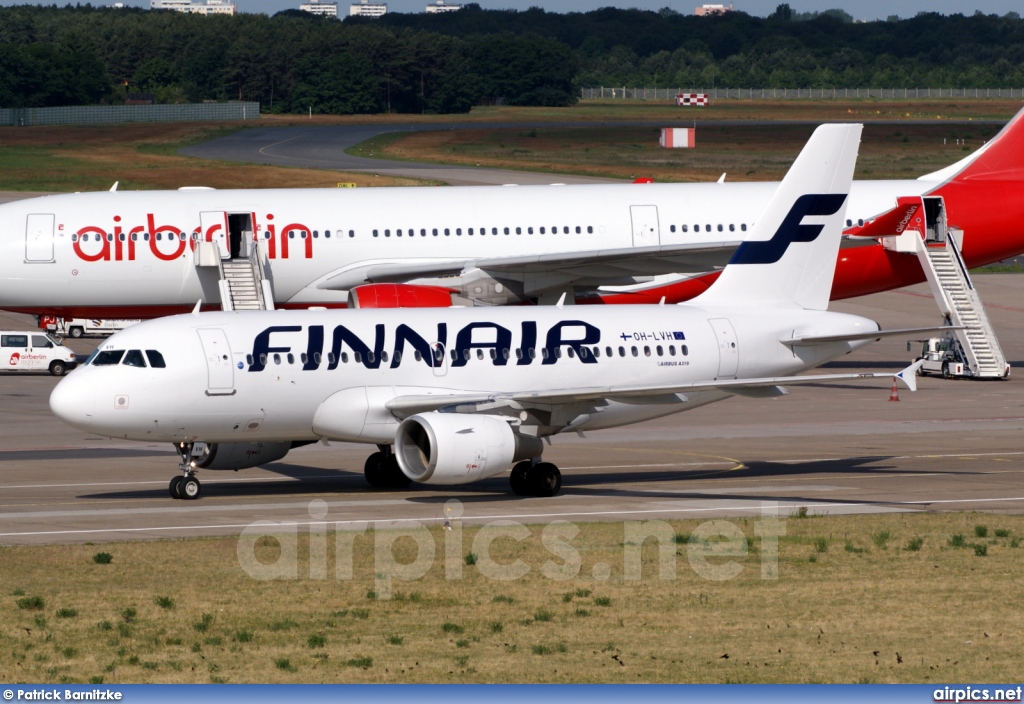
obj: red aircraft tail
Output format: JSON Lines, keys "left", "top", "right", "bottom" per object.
{"left": 928, "top": 106, "right": 1024, "bottom": 185}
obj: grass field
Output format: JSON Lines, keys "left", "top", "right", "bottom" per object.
{"left": 1, "top": 100, "right": 1020, "bottom": 192}
{"left": 2, "top": 511, "right": 1022, "bottom": 684}
{"left": 359, "top": 122, "right": 997, "bottom": 183}
{"left": 0, "top": 123, "right": 429, "bottom": 192}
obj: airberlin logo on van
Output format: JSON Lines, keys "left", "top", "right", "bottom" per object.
{"left": 9, "top": 353, "right": 19, "bottom": 366}
{"left": 71, "top": 213, "right": 314, "bottom": 263}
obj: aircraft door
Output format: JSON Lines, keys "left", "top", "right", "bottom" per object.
{"left": 708, "top": 318, "right": 738, "bottom": 379}
{"left": 197, "top": 328, "right": 235, "bottom": 394}
{"left": 227, "top": 213, "right": 253, "bottom": 259}
{"left": 25, "top": 213, "right": 55, "bottom": 262}
{"left": 200, "top": 212, "right": 230, "bottom": 259}
{"left": 630, "top": 205, "right": 660, "bottom": 247}
{"left": 431, "top": 342, "right": 448, "bottom": 377}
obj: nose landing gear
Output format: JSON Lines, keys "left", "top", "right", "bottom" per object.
{"left": 169, "top": 442, "right": 202, "bottom": 500}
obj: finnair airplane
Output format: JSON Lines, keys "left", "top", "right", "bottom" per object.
{"left": 51, "top": 124, "right": 940, "bottom": 500}
{"left": 5, "top": 109, "right": 1024, "bottom": 317}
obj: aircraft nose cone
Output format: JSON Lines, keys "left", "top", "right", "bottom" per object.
{"left": 49, "top": 373, "right": 95, "bottom": 430}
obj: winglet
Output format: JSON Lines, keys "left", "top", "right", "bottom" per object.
{"left": 109, "top": 181, "right": 119, "bottom": 192}
{"left": 555, "top": 292, "right": 566, "bottom": 308}
{"left": 192, "top": 300, "right": 203, "bottom": 315}
{"left": 894, "top": 359, "right": 925, "bottom": 392}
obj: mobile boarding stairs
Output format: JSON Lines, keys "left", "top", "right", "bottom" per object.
{"left": 872, "top": 195, "right": 1009, "bottom": 379}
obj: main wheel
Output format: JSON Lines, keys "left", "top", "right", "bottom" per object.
{"left": 69, "top": 327, "right": 84, "bottom": 339}
{"left": 49, "top": 361, "right": 67, "bottom": 377}
{"left": 180, "top": 476, "right": 201, "bottom": 500}
{"left": 364, "top": 452, "right": 386, "bottom": 488}
{"left": 527, "top": 462, "right": 562, "bottom": 497}
{"left": 168, "top": 475, "right": 184, "bottom": 499}
{"left": 510, "top": 461, "right": 532, "bottom": 496}
{"left": 381, "top": 454, "right": 412, "bottom": 489}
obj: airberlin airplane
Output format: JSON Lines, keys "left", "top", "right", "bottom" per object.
{"left": 4, "top": 109, "right": 1024, "bottom": 318}
{"left": 50, "top": 124, "right": 941, "bottom": 499}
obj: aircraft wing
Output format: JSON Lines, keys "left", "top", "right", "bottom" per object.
{"left": 384, "top": 361, "right": 923, "bottom": 420}
{"left": 781, "top": 326, "right": 964, "bottom": 346}
{"left": 316, "top": 241, "right": 740, "bottom": 291}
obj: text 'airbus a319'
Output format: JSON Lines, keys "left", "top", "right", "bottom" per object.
{"left": 6, "top": 109, "right": 1024, "bottom": 317}
{"left": 50, "top": 123, "right": 951, "bottom": 500}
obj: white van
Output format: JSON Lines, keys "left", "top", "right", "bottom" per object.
{"left": 1, "top": 331, "right": 78, "bottom": 376}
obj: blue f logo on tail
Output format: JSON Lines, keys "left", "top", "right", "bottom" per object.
{"left": 729, "top": 194, "right": 847, "bottom": 265}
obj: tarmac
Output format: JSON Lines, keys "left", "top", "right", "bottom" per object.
{"left": 179, "top": 122, "right": 627, "bottom": 186}
{"left": 1, "top": 276, "right": 1022, "bottom": 546}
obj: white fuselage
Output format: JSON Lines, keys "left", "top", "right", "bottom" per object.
{"left": 50, "top": 305, "right": 878, "bottom": 445}
{"left": 1, "top": 181, "right": 927, "bottom": 312}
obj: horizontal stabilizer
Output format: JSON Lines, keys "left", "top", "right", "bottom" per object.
{"left": 844, "top": 196, "right": 925, "bottom": 239}
{"left": 781, "top": 325, "right": 964, "bottom": 346}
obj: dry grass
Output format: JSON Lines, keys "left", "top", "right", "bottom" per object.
{"left": 1, "top": 100, "right": 1017, "bottom": 192}
{"left": 0, "top": 122, "right": 429, "bottom": 191}
{"left": 367, "top": 121, "right": 1000, "bottom": 183}
{"left": 1, "top": 511, "right": 1022, "bottom": 683}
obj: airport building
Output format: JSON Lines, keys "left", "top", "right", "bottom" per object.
{"left": 425, "top": 0, "right": 461, "bottom": 12}
{"left": 300, "top": 0, "right": 338, "bottom": 17}
{"left": 694, "top": 3, "right": 732, "bottom": 15}
{"left": 349, "top": 0, "right": 386, "bottom": 16}
{"left": 150, "top": 0, "right": 236, "bottom": 14}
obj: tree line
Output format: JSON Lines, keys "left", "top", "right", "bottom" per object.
{"left": 1, "top": 4, "right": 1023, "bottom": 114}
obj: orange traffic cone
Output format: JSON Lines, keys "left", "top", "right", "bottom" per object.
{"left": 889, "top": 378, "right": 900, "bottom": 402}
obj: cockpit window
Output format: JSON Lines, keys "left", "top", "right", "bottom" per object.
{"left": 122, "top": 350, "right": 147, "bottom": 367}
{"left": 146, "top": 350, "right": 166, "bottom": 368}
{"left": 91, "top": 350, "right": 125, "bottom": 366}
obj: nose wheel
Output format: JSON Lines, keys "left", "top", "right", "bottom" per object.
{"left": 169, "top": 442, "right": 202, "bottom": 500}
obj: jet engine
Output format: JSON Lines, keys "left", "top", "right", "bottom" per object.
{"left": 347, "top": 284, "right": 454, "bottom": 309}
{"left": 394, "top": 412, "right": 543, "bottom": 485}
{"left": 191, "top": 441, "right": 293, "bottom": 470}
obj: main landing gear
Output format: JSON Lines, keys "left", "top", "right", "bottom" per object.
{"left": 510, "top": 460, "right": 562, "bottom": 497}
{"left": 364, "top": 445, "right": 412, "bottom": 489}
{"left": 169, "top": 442, "right": 202, "bottom": 500}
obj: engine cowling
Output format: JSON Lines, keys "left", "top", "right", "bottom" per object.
{"left": 192, "top": 442, "right": 292, "bottom": 470}
{"left": 395, "top": 412, "right": 543, "bottom": 485}
{"left": 348, "top": 284, "right": 454, "bottom": 309}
